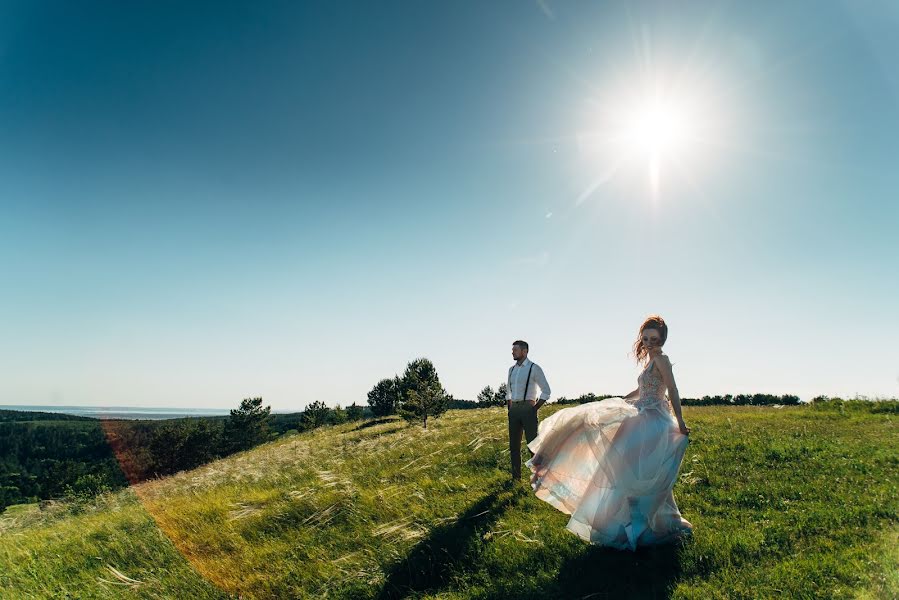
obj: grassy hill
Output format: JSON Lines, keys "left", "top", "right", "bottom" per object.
{"left": 1, "top": 401, "right": 896, "bottom": 599}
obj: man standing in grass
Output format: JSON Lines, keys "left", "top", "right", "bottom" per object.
{"left": 506, "top": 340, "right": 551, "bottom": 482}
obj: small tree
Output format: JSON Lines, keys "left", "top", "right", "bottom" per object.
{"left": 576, "top": 392, "right": 598, "bottom": 404}
{"left": 495, "top": 383, "right": 508, "bottom": 406}
{"left": 398, "top": 358, "right": 448, "bottom": 429}
{"left": 367, "top": 377, "right": 401, "bottom": 417}
{"left": 224, "top": 397, "right": 271, "bottom": 453}
{"left": 477, "top": 385, "right": 495, "bottom": 407}
{"left": 330, "top": 404, "right": 348, "bottom": 425}
{"left": 148, "top": 419, "right": 223, "bottom": 475}
{"left": 346, "top": 402, "right": 365, "bottom": 421}
{"left": 301, "top": 400, "right": 330, "bottom": 430}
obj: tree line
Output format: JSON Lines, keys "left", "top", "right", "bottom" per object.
{"left": 0, "top": 397, "right": 367, "bottom": 513}
{"left": 679, "top": 393, "right": 800, "bottom": 406}
{"left": 469, "top": 388, "right": 802, "bottom": 407}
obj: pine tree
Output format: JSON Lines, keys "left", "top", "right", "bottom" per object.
{"left": 346, "top": 402, "right": 365, "bottom": 421}
{"left": 367, "top": 377, "right": 401, "bottom": 417}
{"left": 495, "top": 383, "right": 508, "bottom": 406}
{"left": 301, "top": 400, "right": 330, "bottom": 430}
{"left": 224, "top": 397, "right": 271, "bottom": 452}
{"left": 398, "top": 358, "right": 448, "bottom": 429}
{"left": 477, "top": 385, "right": 495, "bottom": 407}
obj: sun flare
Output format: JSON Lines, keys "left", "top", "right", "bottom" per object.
{"left": 575, "top": 70, "right": 721, "bottom": 206}
{"left": 623, "top": 100, "right": 691, "bottom": 158}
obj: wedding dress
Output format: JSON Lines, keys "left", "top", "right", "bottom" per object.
{"left": 526, "top": 357, "right": 693, "bottom": 550}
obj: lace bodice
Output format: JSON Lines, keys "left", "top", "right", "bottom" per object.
{"left": 630, "top": 359, "right": 669, "bottom": 412}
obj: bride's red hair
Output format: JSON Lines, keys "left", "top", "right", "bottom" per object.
{"left": 632, "top": 314, "right": 668, "bottom": 365}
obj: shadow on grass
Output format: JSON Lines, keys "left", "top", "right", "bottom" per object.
{"left": 351, "top": 417, "right": 403, "bottom": 432}
{"left": 376, "top": 484, "right": 524, "bottom": 600}
{"left": 571, "top": 541, "right": 684, "bottom": 599}
{"left": 516, "top": 539, "right": 688, "bottom": 600}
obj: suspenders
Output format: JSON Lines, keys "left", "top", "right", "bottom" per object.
{"left": 508, "top": 362, "right": 534, "bottom": 401}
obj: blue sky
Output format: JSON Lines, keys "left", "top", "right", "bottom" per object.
{"left": 1, "top": 1, "right": 897, "bottom": 410}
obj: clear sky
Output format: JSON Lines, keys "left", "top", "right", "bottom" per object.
{"left": 2, "top": 1, "right": 897, "bottom": 411}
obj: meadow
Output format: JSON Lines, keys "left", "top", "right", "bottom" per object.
{"left": 1, "top": 400, "right": 896, "bottom": 599}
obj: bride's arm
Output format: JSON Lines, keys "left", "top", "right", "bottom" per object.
{"left": 656, "top": 356, "right": 690, "bottom": 433}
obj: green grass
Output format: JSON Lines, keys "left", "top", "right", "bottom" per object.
{"left": 1, "top": 402, "right": 896, "bottom": 599}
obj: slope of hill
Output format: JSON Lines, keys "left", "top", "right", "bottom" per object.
{"left": 1, "top": 401, "right": 896, "bottom": 599}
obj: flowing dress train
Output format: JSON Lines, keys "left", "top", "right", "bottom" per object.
{"left": 526, "top": 358, "right": 693, "bottom": 550}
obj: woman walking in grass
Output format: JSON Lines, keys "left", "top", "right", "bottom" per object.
{"left": 526, "top": 315, "right": 693, "bottom": 550}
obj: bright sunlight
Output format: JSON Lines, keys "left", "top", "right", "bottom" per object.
{"left": 623, "top": 99, "right": 691, "bottom": 158}
{"left": 575, "top": 71, "right": 723, "bottom": 207}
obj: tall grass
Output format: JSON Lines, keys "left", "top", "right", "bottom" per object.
{"left": 2, "top": 401, "right": 896, "bottom": 599}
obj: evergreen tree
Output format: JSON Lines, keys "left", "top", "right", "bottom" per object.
{"left": 398, "top": 358, "right": 448, "bottom": 429}
{"left": 495, "top": 383, "right": 508, "bottom": 405}
{"left": 346, "top": 402, "right": 365, "bottom": 421}
{"left": 224, "top": 397, "right": 271, "bottom": 452}
{"left": 367, "top": 377, "right": 401, "bottom": 417}
{"left": 330, "top": 404, "right": 348, "bottom": 425}
{"left": 301, "top": 400, "right": 330, "bottom": 430}
{"left": 477, "top": 385, "right": 495, "bottom": 407}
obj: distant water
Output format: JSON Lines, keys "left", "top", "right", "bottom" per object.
{"left": 0, "top": 405, "right": 232, "bottom": 420}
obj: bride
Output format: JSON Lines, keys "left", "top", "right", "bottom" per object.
{"left": 525, "top": 315, "right": 693, "bottom": 550}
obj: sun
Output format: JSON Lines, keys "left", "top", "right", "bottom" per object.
{"left": 621, "top": 96, "right": 695, "bottom": 197}
{"left": 575, "top": 81, "right": 712, "bottom": 205}
{"left": 623, "top": 99, "right": 690, "bottom": 158}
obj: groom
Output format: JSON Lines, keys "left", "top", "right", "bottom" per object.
{"left": 506, "top": 340, "right": 551, "bottom": 481}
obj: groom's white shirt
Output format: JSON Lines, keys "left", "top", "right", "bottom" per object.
{"left": 506, "top": 358, "right": 551, "bottom": 402}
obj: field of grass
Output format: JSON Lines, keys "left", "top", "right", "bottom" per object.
{"left": 1, "top": 400, "right": 896, "bottom": 599}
